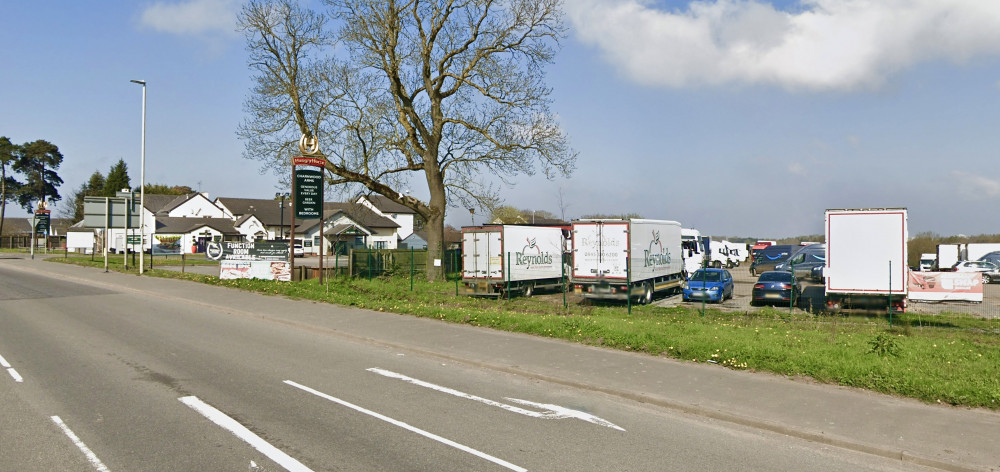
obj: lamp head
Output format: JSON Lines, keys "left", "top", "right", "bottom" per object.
{"left": 130, "top": 79, "right": 146, "bottom": 85}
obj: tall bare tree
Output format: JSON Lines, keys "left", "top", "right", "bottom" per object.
{"left": 238, "top": 0, "right": 575, "bottom": 280}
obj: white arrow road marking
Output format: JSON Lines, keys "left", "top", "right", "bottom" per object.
{"left": 284, "top": 380, "right": 527, "bottom": 472}
{"left": 1, "top": 353, "right": 23, "bottom": 383}
{"left": 366, "top": 368, "right": 625, "bottom": 431}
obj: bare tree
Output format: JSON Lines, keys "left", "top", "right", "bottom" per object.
{"left": 238, "top": 0, "right": 575, "bottom": 280}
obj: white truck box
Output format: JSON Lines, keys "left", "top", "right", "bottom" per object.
{"left": 919, "top": 253, "right": 937, "bottom": 271}
{"left": 462, "top": 225, "right": 564, "bottom": 297}
{"left": 572, "top": 219, "right": 683, "bottom": 303}
{"left": 825, "top": 209, "right": 908, "bottom": 308}
{"left": 965, "top": 243, "right": 1000, "bottom": 262}
{"left": 936, "top": 244, "right": 962, "bottom": 270}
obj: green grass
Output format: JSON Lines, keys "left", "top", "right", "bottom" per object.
{"left": 51, "top": 255, "right": 1000, "bottom": 410}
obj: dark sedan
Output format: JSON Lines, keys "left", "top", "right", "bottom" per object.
{"left": 751, "top": 271, "right": 802, "bottom": 306}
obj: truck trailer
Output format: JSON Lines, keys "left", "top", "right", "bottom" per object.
{"left": 571, "top": 219, "right": 684, "bottom": 304}
{"left": 824, "top": 208, "right": 908, "bottom": 311}
{"left": 462, "top": 225, "right": 566, "bottom": 297}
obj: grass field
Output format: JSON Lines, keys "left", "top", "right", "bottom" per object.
{"left": 51, "top": 255, "right": 1000, "bottom": 410}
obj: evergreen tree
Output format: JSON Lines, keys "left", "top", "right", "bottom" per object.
{"left": 0, "top": 137, "right": 24, "bottom": 236}
{"left": 103, "top": 159, "right": 131, "bottom": 197}
{"left": 13, "top": 139, "right": 63, "bottom": 212}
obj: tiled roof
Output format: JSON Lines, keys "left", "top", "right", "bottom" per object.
{"left": 154, "top": 217, "right": 240, "bottom": 235}
{"left": 361, "top": 194, "right": 415, "bottom": 214}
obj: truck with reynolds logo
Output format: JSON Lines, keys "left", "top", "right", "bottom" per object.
{"left": 824, "top": 208, "right": 908, "bottom": 311}
{"left": 462, "top": 225, "right": 566, "bottom": 297}
{"left": 571, "top": 219, "right": 684, "bottom": 304}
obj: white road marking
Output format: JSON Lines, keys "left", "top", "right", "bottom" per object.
{"left": 284, "top": 380, "right": 528, "bottom": 472}
{"left": 51, "top": 416, "right": 111, "bottom": 472}
{"left": 0, "top": 353, "right": 10, "bottom": 368}
{"left": 7, "top": 368, "right": 23, "bottom": 382}
{"left": 179, "top": 396, "right": 314, "bottom": 472}
{"left": 367, "top": 367, "right": 625, "bottom": 431}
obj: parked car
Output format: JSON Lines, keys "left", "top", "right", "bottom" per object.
{"left": 977, "top": 251, "right": 1000, "bottom": 267}
{"left": 682, "top": 268, "right": 734, "bottom": 303}
{"left": 293, "top": 244, "right": 305, "bottom": 257}
{"left": 774, "top": 244, "right": 826, "bottom": 282}
{"left": 951, "top": 260, "right": 1000, "bottom": 283}
{"left": 749, "top": 244, "right": 795, "bottom": 276}
{"left": 751, "top": 271, "right": 802, "bottom": 306}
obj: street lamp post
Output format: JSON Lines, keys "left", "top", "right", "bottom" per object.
{"left": 276, "top": 192, "right": 289, "bottom": 240}
{"left": 130, "top": 79, "right": 146, "bottom": 275}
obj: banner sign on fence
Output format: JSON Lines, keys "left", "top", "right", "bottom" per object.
{"left": 220, "top": 261, "right": 291, "bottom": 281}
{"left": 152, "top": 234, "right": 184, "bottom": 255}
{"left": 206, "top": 241, "right": 290, "bottom": 262}
{"left": 908, "top": 271, "right": 983, "bottom": 302}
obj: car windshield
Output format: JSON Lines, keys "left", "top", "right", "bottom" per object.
{"left": 692, "top": 271, "right": 721, "bottom": 282}
{"left": 758, "top": 272, "right": 791, "bottom": 282}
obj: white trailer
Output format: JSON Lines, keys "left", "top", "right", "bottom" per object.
{"left": 937, "top": 244, "right": 962, "bottom": 270}
{"left": 965, "top": 243, "right": 1000, "bottom": 262}
{"left": 462, "top": 225, "right": 565, "bottom": 297}
{"left": 825, "top": 208, "right": 908, "bottom": 311}
{"left": 571, "top": 219, "right": 684, "bottom": 304}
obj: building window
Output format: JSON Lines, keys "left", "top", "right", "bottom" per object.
{"left": 374, "top": 241, "right": 387, "bottom": 250}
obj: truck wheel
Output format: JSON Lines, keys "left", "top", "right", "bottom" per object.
{"left": 523, "top": 282, "right": 534, "bottom": 298}
{"left": 641, "top": 283, "right": 653, "bottom": 305}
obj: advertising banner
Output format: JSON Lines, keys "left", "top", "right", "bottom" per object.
{"left": 206, "top": 241, "right": 290, "bottom": 262}
{"left": 152, "top": 234, "right": 184, "bottom": 255}
{"left": 908, "top": 271, "right": 983, "bottom": 302}
{"left": 220, "top": 261, "right": 292, "bottom": 281}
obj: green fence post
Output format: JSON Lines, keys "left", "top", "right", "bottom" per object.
{"left": 506, "top": 252, "right": 511, "bottom": 300}
{"left": 790, "top": 261, "right": 796, "bottom": 315}
{"left": 888, "top": 260, "right": 893, "bottom": 326}
{"left": 701, "top": 260, "right": 707, "bottom": 317}
{"left": 454, "top": 249, "right": 459, "bottom": 296}
{"left": 410, "top": 247, "right": 414, "bottom": 291}
{"left": 562, "top": 258, "right": 567, "bottom": 309}
{"left": 367, "top": 250, "right": 372, "bottom": 280}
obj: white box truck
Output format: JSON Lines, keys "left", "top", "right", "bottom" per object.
{"left": 571, "top": 219, "right": 684, "bottom": 304}
{"left": 824, "top": 208, "right": 908, "bottom": 311}
{"left": 462, "top": 225, "right": 566, "bottom": 297}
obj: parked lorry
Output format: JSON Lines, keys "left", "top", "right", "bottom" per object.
{"left": 824, "top": 208, "right": 908, "bottom": 311}
{"left": 571, "top": 219, "right": 684, "bottom": 304}
{"left": 462, "top": 225, "right": 566, "bottom": 297}
{"left": 681, "top": 228, "right": 706, "bottom": 275}
{"left": 918, "top": 253, "right": 936, "bottom": 271}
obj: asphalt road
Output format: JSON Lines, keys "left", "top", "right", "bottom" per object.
{"left": 0, "top": 258, "right": 953, "bottom": 471}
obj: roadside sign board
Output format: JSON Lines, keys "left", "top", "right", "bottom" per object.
{"left": 82, "top": 195, "right": 141, "bottom": 228}
{"left": 294, "top": 168, "right": 323, "bottom": 219}
{"left": 34, "top": 211, "right": 50, "bottom": 233}
{"left": 127, "top": 235, "right": 142, "bottom": 244}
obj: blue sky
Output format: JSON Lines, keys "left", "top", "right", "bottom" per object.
{"left": 3, "top": 0, "right": 1000, "bottom": 239}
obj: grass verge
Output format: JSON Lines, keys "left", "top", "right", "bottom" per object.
{"left": 52, "top": 255, "right": 1000, "bottom": 410}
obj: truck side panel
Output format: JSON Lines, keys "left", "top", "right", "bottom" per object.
{"left": 503, "top": 225, "right": 564, "bottom": 282}
{"left": 628, "top": 220, "right": 683, "bottom": 281}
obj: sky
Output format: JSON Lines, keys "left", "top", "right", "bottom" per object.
{"left": 3, "top": 0, "right": 1000, "bottom": 239}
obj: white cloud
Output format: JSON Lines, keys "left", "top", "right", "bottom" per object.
{"left": 952, "top": 171, "right": 1000, "bottom": 198}
{"left": 787, "top": 160, "right": 806, "bottom": 175}
{"left": 139, "top": 0, "right": 240, "bottom": 37}
{"left": 565, "top": 0, "right": 1000, "bottom": 90}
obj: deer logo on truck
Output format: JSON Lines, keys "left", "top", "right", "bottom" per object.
{"left": 516, "top": 237, "right": 553, "bottom": 269}
{"left": 644, "top": 231, "right": 672, "bottom": 268}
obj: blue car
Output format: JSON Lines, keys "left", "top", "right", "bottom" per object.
{"left": 683, "top": 269, "right": 734, "bottom": 303}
